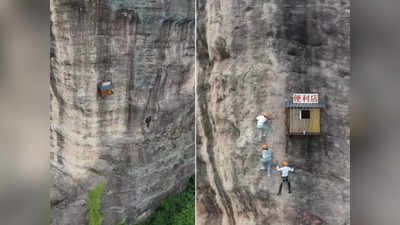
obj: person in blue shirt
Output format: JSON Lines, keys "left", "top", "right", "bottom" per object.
{"left": 260, "top": 144, "right": 273, "bottom": 176}
{"left": 276, "top": 161, "right": 294, "bottom": 195}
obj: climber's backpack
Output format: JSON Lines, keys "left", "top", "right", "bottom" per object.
{"left": 263, "top": 150, "right": 272, "bottom": 161}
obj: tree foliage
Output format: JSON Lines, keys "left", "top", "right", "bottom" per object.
{"left": 135, "top": 177, "right": 195, "bottom": 225}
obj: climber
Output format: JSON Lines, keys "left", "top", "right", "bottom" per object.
{"left": 276, "top": 161, "right": 294, "bottom": 195}
{"left": 260, "top": 144, "right": 273, "bottom": 177}
{"left": 256, "top": 112, "right": 271, "bottom": 141}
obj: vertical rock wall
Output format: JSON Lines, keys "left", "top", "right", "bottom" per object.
{"left": 50, "top": 0, "right": 194, "bottom": 224}
{"left": 196, "top": 0, "right": 350, "bottom": 224}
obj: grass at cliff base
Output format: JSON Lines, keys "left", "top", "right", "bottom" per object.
{"left": 89, "top": 183, "right": 106, "bottom": 225}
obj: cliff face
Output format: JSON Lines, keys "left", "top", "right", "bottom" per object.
{"left": 196, "top": 0, "right": 350, "bottom": 225}
{"left": 50, "top": 0, "right": 194, "bottom": 224}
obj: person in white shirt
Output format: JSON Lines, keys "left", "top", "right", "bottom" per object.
{"left": 256, "top": 112, "right": 271, "bottom": 141}
{"left": 276, "top": 161, "right": 294, "bottom": 195}
{"left": 260, "top": 144, "right": 273, "bottom": 176}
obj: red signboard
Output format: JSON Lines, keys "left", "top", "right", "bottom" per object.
{"left": 293, "top": 93, "right": 319, "bottom": 103}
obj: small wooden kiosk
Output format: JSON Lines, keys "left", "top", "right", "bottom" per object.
{"left": 286, "top": 93, "right": 324, "bottom": 136}
{"left": 98, "top": 81, "right": 114, "bottom": 98}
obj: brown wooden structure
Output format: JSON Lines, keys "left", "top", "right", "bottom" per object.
{"left": 98, "top": 81, "right": 114, "bottom": 98}
{"left": 285, "top": 101, "right": 325, "bottom": 136}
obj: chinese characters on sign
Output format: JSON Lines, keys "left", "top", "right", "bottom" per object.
{"left": 293, "top": 93, "right": 319, "bottom": 103}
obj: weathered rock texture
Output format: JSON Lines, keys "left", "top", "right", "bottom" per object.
{"left": 196, "top": 0, "right": 350, "bottom": 225}
{"left": 50, "top": 0, "right": 194, "bottom": 224}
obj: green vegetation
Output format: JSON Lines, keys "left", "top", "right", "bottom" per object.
{"left": 135, "top": 176, "right": 195, "bottom": 225}
{"left": 89, "top": 183, "right": 106, "bottom": 225}
{"left": 89, "top": 178, "right": 195, "bottom": 225}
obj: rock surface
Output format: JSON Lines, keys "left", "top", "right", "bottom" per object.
{"left": 50, "top": 0, "right": 194, "bottom": 224}
{"left": 196, "top": 0, "right": 350, "bottom": 225}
